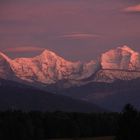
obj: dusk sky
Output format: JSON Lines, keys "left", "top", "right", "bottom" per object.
{"left": 0, "top": 0, "right": 140, "bottom": 61}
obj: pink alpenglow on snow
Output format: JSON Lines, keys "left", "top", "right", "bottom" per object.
{"left": 1, "top": 45, "right": 140, "bottom": 87}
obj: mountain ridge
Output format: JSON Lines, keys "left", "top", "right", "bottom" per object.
{"left": 0, "top": 45, "right": 140, "bottom": 87}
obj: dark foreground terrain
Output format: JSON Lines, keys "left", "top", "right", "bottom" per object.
{"left": 0, "top": 111, "right": 118, "bottom": 139}
{"left": 0, "top": 104, "right": 139, "bottom": 140}
{"left": 50, "top": 136, "right": 114, "bottom": 140}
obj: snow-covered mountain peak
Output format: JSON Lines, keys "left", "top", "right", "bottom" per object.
{"left": 101, "top": 45, "right": 140, "bottom": 70}
{"left": 36, "top": 49, "right": 69, "bottom": 64}
{"left": 117, "top": 45, "right": 136, "bottom": 54}
{"left": 41, "top": 49, "right": 57, "bottom": 56}
{"left": 4, "top": 48, "right": 100, "bottom": 85}
{"left": 0, "top": 52, "right": 11, "bottom": 62}
{"left": 0, "top": 52, "right": 15, "bottom": 79}
{"left": 0, "top": 45, "right": 140, "bottom": 87}
{"left": 39, "top": 49, "right": 64, "bottom": 60}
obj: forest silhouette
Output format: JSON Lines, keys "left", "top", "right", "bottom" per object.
{"left": 0, "top": 104, "right": 139, "bottom": 140}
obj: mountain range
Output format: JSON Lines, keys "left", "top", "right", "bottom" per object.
{"left": 1, "top": 45, "right": 140, "bottom": 86}
{"left": 1, "top": 45, "right": 140, "bottom": 111}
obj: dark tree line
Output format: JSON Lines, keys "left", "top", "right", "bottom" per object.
{"left": 0, "top": 111, "right": 118, "bottom": 140}
{"left": 0, "top": 104, "right": 140, "bottom": 140}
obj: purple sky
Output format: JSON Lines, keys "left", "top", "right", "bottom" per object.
{"left": 0, "top": 0, "right": 140, "bottom": 61}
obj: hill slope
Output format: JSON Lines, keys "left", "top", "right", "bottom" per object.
{"left": 60, "top": 78, "right": 140, "bottom": 111}
{"left": 0, "top": 78, "right": 104, "bottom": 112}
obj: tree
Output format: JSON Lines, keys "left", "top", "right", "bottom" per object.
{"left": 116, "top": 104, "right": 140, "bottom": 140}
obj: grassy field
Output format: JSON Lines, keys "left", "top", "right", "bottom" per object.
{"left": 49, "top": 136, "right": 115, "bottom": 140}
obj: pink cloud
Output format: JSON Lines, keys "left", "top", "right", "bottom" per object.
{"left": 124, "top": 4, "right": 140, "bottom": 12}
{"left": 60, "top": 33, "right": 100, "bottom": 40}
{"left": 4, "top": 46, "right": 45, "bottom": 53}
